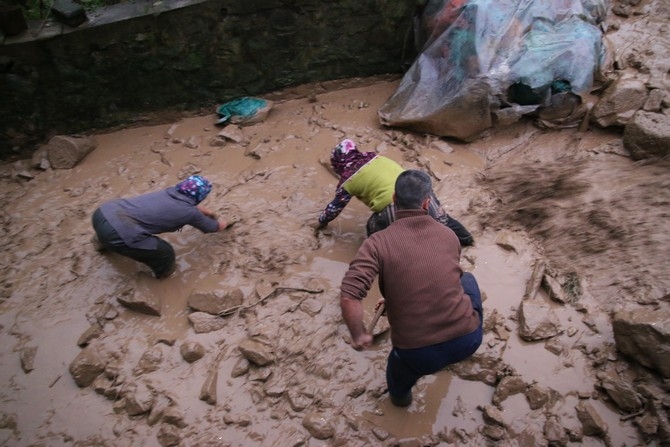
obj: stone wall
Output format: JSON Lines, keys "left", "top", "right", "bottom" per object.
{"left": 0, "top": 0, "right": 416, "bottom": 158}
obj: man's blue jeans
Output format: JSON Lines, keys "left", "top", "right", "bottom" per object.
{"left": 386, "top": 272, "right": 483, "bottom": 400}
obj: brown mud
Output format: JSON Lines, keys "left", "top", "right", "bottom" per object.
{"left": 1, "top": 2, "right": 670, "bottom": 446}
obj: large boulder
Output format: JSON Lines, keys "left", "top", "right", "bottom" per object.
{"left": 612, "top": 308, "right": 670, "bottom": 378}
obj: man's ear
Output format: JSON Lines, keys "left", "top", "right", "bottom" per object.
{"left": 421, "top": 197, "right": 430, "bottom": 211}
{"left": 392, "top": 193, "right": 397, "bottom": 204}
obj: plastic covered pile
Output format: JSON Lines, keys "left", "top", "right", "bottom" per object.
{"left": 378, "top": 0, "right": 609, "bottom": 141}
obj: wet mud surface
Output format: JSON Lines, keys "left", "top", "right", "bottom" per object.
{"left": 2, "top": 2, "right": 670, "bottom": 446}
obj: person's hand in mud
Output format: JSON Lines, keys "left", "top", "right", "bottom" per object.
{"left": 313, "top": 221, "right": 328, "bottom": 236}
{"left": 198, "top": 205, "right": 217, "bottom": 219}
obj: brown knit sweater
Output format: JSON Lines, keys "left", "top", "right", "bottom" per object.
{"left": 340, "top": 209, "right": 480, "bottom": 349}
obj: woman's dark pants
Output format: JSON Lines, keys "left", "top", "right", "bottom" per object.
{"left": 386, "top": 272, "right": 484, "bottom": 401}
{"left": 92, "top": 208, "right": 175, "bottom": 278}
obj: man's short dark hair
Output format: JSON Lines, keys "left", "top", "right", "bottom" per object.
{"left": 394, "top": 170, "right": 432, "bottom": 210}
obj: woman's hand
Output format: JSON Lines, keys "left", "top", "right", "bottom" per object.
{"left": 198, "top": 205, "right": 217, "bottom": 218}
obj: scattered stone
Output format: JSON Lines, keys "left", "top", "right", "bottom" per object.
{"left": 156, "top": 423, "right": 180, "bottom": 447}
{"left": 69, "top": 345, "right": 106, "bottom": 387}
{"left": 643, "top": 89, "right": 666, "bottom": 112}
{"left": 544, "top": 416, "right": 568, "bottom": 446}
{"left": 117, "top": 289, "right": 161, "bottom": 317}
{"left": 591, "top": 77, "right": 647, "bottom": 128}
{"left": 46, "top": 135, "right": 98, "bottom": 169}
{"left": 217, "top": 125, "right": 247, "bottom": 145}
{"left": 576, "top": 401, "right": 608, "bottom": 438}
{"left": 483, "top": 424, "right": 506, "bottom": 441}
{"left": 612, "top": 308, "right": 670, "bottom": 378}
{"left": 596, "top": 369, "right": 643, "bottom": 413}
{"left": 542, "top": 273, "right": 570, "bottom": 304}
{"left": 525, "top": 384, "right": 554, "bottom": 410}
{"left": 623, "top": 111, "right": 670, "bottom": 160}
{"left": 481, "top": 405, "right": 505, "bottom": 426}
{"left": 188, "top": 312, "right": 227, "bottom": 334}
{"left": 494, "top": 230, "right": 524, "bottom": 253}
{"left": 187, "top": 287, "right": 244, "bottom": 315}
{"left": 19, "top": 346, "right": 37, "bottom": 373}
{"left": 199, "top": 366, "right": 218, "bottom": 405}
{"left": 162, "top": 406, "right": 187, "bottom": 428}
{"left": 125, "top": 382, "right": 155, "bottom": 416}
{"left": 430, "top": 140, "right": 454, "bottom": 153}
{"left": 147, "top": 394, "right": 171, "bottom": 426}
{"left": 231, "top": 356, "right": 250, "bottom": 378}
{"left": 164, "top": 124, "right": 178, "bottom": 139}
{"left": 492, "top": 375, "right": 527, "bottom": 406}
{"left": 517, "top": 299, "right": 562, "bottom": 341}
{"left": 179, "top": 341, "right": 205, "bottom": 363}
{"left": 133, "top": 346, "right": 163, "bottom": 376}
{"left": 184, "top": 136, "right": 202, "bottom": 149}
{"left": 238, "top": 337, "right": 275, "bottom": 366}
{"left": 302, "top": 412, "right": 335, "bottom": 440}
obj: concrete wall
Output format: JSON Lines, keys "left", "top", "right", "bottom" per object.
{"left": 0, "top": 0, "right": 416, "bottom": 158}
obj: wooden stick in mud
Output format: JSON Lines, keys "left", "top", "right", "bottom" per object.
{"left": 367, "top": 302, "right": 385, "bottom": 334}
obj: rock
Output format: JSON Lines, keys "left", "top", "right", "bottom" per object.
{"left": 125, "top": 382, "right": 155, "bottom": 416}
{"left": 576, "top": 401, "right": 607, "bottom": 438}
{"left": 544, "top": 416, "right": 568, "bottom": 446}
{"left": 217, "top": 125, "right": 247, "bottom": 144}
{"left": 492, "top": 375, "right": 527, "bottom": 406}
{"left": 69, "top": 345, "right": 106, "bottom": 387}
{"left": 187, "top": 287, "right": 244, "bottom": 315}
{"left": 542, "top": 273, "right": 570, "bottom": 304}
{"left": 238, "top": 337, "right": 275, "bottom": 366}
{"left": 77, "top": 324, "right": 103, "bottom": 347}
{"left": 591, "top": 77, "right": 648, "bottom": 128}
{"left": 46, "top": 135, "right": 97, "bottom": 169}
{"left": 596, "top": 369, "right": 643, "bottom": 413}
{"left": 525, "top": 384, "right": 555, "bottom": 410}
{"left": 117, "top": 289, "right": 161, "bottom": 316}
{"left": 147, "top": 394, "right": 171, "bottom": 426}
{"left": 623, "top": 111, "right": 670, "bottom": 160}
{"left": 188, "top": 312, "right": 227, "bottom": 334}
{"left": 51, "top": 0, "right": 87, "bottom": 27}
{"left": 179, "top": 341, "right": 205, "bottom": 363}
{"left": 231, "top": 356, "right": 250, "bottom": 378}
{"left": 481, "top": 405, "right": 505, "bottom": 426}
{"left": 199, "top": 367, "right": 218, "bottom": 405}
{"left": 302, "top": 412, "right": 335, "bottom": 440}
{"left": 643, "top": 89, "right": 666, "bottom": 112}
{"left": 133, "top": 346, "right": 163, "bottom": 376}
{"left": 162, "top": 406, "right": 188, "bottom": 428}
{"left": 517, "top": 299, "right": 562, "bottom": 341}
{"left": 156, "top": 423, "right": 180, "bottom": 447}
{"left": 612, "top": 308, "right": 670, "bottom": 378}
{"left": 19, "top": 346, "right": 37, "bottom": 373}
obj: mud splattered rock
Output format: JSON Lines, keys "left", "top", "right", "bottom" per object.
{"left": 576, "top": 401, "right": 608, "bottom": 438}
{"left": 612, "top": 308, "right": 670, "bottom": 378}
{"left": 147, "top": 394, "right": 171, "bottom": 426}
{"left": 133, "top": 346, "right": 163, "bottom": 376}
{"left": 157, "top": 423, "right": 180, "bottom": 447}
{"left": 623, "top": 111, "right": 670, "bottom": 160}
{"left": 188, "top": 312, "right": 226, "bottom": 334}
{"left": 19, "top": 346, "right": 37, "bottom": 373}
{"left": 238, "top": 337, "right": 275, "bottom": 366}
{"left": 596, "top": 369, "right": 643, "bottom": 413}
{"left": 77, "top": 324, "right": 103, "bottom": 347}
{"left": 492, "top": 375, "right": 527, "bottom": 406}
{"left": 231, "top": 356, "right": 250, "bottom": 377}
{"left": 199, "top": 367, "right": 218, "bottom": 405}
{"left": 162, "top": 406, "right": 187, "bottom": 428}
{"left": 591, "top": 77, "right": 647, "bottom": 128}
{"left": 0, "top": 412, "right": 17, "bottom": 433}
{"left": 125, "top": 382, "right": 155, "bottom": 416}
{"left": 481, "top": 405, "right": 505, "bottom": 426}
{"left": 544, "top": 416, "right": 568, "bottom": 446}
{"left": 302, "top": 412, "right": 335, "bottom": 440}
{"left": 517, "top": 299, "right": 562, "bottom": 341}
{"left": 117, "top": 289, "right": 161, "bottom": 316}
{"left": 187, "top": 287, "right": 244, "bottom": 315}
{"left": 69, "top": 345, "right": 106, "bottom": 387}
{"left": 179, "top": 341, "right": 205, "bottom": 363}
{"left": 46, "top": 135, "right": 98, "bottom": 169}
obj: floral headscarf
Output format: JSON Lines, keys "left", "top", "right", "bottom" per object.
{"left": 330, "top": 139, "right": 377, "bottom": 186}
{"left": 175, "top": 175, "right": 212, "bottom": 203}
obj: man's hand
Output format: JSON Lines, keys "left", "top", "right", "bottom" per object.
{"left": 350, "top": 333, "right": 373, "bottom": 351}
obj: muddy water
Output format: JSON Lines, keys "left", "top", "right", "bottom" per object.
{"left": 0, "top": 75, "right": 666, "bottom": 447}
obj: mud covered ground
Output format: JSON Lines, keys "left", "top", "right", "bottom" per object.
{"left": 1, "top": 2, "right": 670, "bottom": 447}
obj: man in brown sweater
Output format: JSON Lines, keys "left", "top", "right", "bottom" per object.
{"left": 340, "top": 169, "right": 483, "bottom": 407}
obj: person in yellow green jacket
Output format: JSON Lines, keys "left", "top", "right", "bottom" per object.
{"left": 315, "top": 139, "right": 474, "bottom": 246}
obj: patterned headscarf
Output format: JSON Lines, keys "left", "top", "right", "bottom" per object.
{"left": 175, "top": 175, "right": 212, "bottom": 203}
{"left": 330, "top": 139, "right": 377, "bottom": 186}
